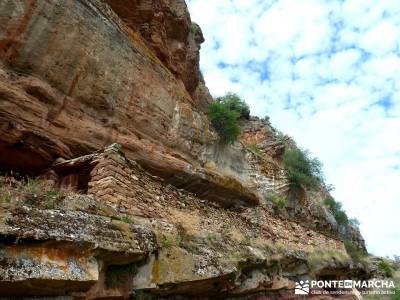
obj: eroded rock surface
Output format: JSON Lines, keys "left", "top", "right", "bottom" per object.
{"left": 0, "top": 0, "right": 256, "bottom": 208}
{"left": 104, "top": 0, "right": 209, "bottom": 104}
{"left": 0, "top": 145, "right": 371, "bottom": 298}
{"left": 0, "top": 0, "right": 370, "bottom": 299}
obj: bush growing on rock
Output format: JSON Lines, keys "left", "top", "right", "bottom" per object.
{"left": 0, "top": 176, "right": 68, "bottom": 209}
{"left": 333, "top": 209, "right": 349, "bottom": 226}
{"left": 215, "top": 93, "right": 250, "bottom": 120}
{"left": 324, "top": 196, "right": 349, "bottom": 226}
{"left": 208, "top": 93, "right": 249, "bottom": 143}
{"left": 190, "top": 22, "right": 202, "bottom": 35}
{"left": 282, "top": 147, "right": 323, "bottom": 189}
{"left": 208, "top": 102, "right": 240, "bottom": 143}
{"left": 269, "top": 193, "right": 287, "bottom": 209}
{"left": 344, "top": 240, "right": 367, "bottom": 264}
{"left": 378, "top": 259, "right": 394, "bottom": 278}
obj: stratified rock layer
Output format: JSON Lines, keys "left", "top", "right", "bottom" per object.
{"left": 0, "top": 0, "right": 369, "bottom": 299}
{"left": 0, "top": 0, "right": 254, "bottom": 207}
{"left": 0, "top": 145, "right": 371, "bottom": 298}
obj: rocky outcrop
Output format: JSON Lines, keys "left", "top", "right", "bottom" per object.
{"left": 104, "top": 0, "right": 210, "bottom": 109}
{"left": 0, "top": 0, "right": 253, "bottom": 207}
{"left": 0, "top": 0, "right": 370, "bottom": 298}
{"left": 0, "top": 145, "right": 370, "bottom": 298}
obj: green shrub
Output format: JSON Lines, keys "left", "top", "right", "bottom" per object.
{"left": 269, "top": 193, "right": 287, "bottom": 209}
{"left": 160, "top": 237, "right": 174, "bottom": 248}
{"left": 208, "top": 101, "right": 240, "bottom": 143}
{"left": 344, "top": 240, "right": 366, "bottom": 263}
{"left": 282, "top": 148, "right": 323, "bottom": 189}
{"left": 334, "top": 210, "right": 349, "bottom": 226}
{"left": 323, "top": 196, "right": 338, "bottom": 210}
{"left": 324, "top": 197, "right": 349, "bottom": 226}
{"left": 23, "top": 178, "right": 65, "bottom": 208}
{"left": 208, "top": 93, "right": 250, "bottom": 143}
{"left": 378, "top": 259, "right": 394, "bottom": 277}
{"left": 393, "top": 288, "right": 400, "bottom": 300}
{"left": 215, "top": 93, "right": 250, "bottom": 119}
{"left": 120, "top": 215, "right": 132, "bottom": 224}
{"left": 0, "top": 176, "right": 69, "bottom": 209}
{"left": 190, "top": 22, "right": 202, "bottom": 35}
{"left": 159, "top": 234, "right": 181, "bottom": 249}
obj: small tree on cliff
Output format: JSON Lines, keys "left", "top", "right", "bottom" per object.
{"left": 323, "top": 196, "right": 349, "bottom": 226}
{"left": 216, "top": 93, "right": 250, "bottom": 120}
{"left": 208, "top": 93, "right": 250, "bottom": 143}
{"left": 208, "top": 102, "right": 241, "bottom": 143}
{"left": 282, "top": 147, "right": 323, "bottom": 189}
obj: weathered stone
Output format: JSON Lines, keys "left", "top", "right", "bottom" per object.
{"left": 0, "top": 0, "right": 371, "bottom": 298}
{"left": 0, "top": 0, "right": 263, "bottom": 208}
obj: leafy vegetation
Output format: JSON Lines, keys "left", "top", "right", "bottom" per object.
{"left": 120, "top": 215, "right": 132, "bottom": 224}
{"left": 344, "top": 240, "right": 367, "bottom": 264}
{"left": 215, "top": 93, "right": 250, "bottom": 119}
{"left": 334, "top": 210, "right": 349, "bottom": 226}
{"left": 161, "top": 237, "right": 174, "bottom": 248}
{"left": 393, "top": 288, "right": 400, "bottom": 300}
{"left": 324, "top": 196, "right": 349, "bottom": 226}
{"left": 190, "top": 22, "right": 202, "bottom": 35}
{"left": 263, "top": 115, "right": 271, "bottom": 124}
{"left": 378, "top": 259, "right": 394, "bottom": 278}
{"left": 159, "top": 234, "right": 178, "bottom": 248}
{"left": 269, "top": 193, "right": 287, "bottom": 209}
{"left": 208, "top": 102, "right": 240, "bottom": 143}
{"left": 323, "top": 197, "right": 348, "bottom": 225}
{"left": 208, "top": 93, "right": 249, "bottom": 143}
{"left": 282, "top": 147, "right": 323, "bottom": 189}
{"left": 0, "top": 176, "right": 68, "bottom": 209}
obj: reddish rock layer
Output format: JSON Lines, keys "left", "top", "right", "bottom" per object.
{"left": 105, "top": 0, "right": 212, "bottom": 110}
{"left": 0, "top": 0, "right": 256, "bottom": 206}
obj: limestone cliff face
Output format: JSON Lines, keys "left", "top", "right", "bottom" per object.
{"left": 0, "top": 0, "right": 370, "bottom": 299}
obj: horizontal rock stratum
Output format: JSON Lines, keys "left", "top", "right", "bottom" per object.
{"left": 0, "top": 144, "right": 370, "bottom": 298}
{"left": 0, "top": 0, "right": 372, "bottom": 299}
{"left": 0, "top": 0, "right": 258, "bottom": 207}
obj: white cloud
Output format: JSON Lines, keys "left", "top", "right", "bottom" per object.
{"left": 188, "top": 0, "right": 400, "bottom": 257}
{"left": 360, "top": 21, "right": 400, "bottom": 55}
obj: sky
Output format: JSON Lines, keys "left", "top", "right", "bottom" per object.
{"left": 187, "top": 0, "right": 400, "bottom": 258}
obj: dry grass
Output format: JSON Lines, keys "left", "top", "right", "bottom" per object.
{"left": 307, "top": 248, "right": 351, "bottom": 271}
{"left": 0, "top": 176, "right": 71, "bottom": 209}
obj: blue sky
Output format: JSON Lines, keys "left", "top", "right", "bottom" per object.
{"left": 187, "top": 0, "right": 400, "bottom": 257}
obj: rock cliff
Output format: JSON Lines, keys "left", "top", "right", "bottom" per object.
{"left": 0, "top": 0, "right": 371, "bottom": 299}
